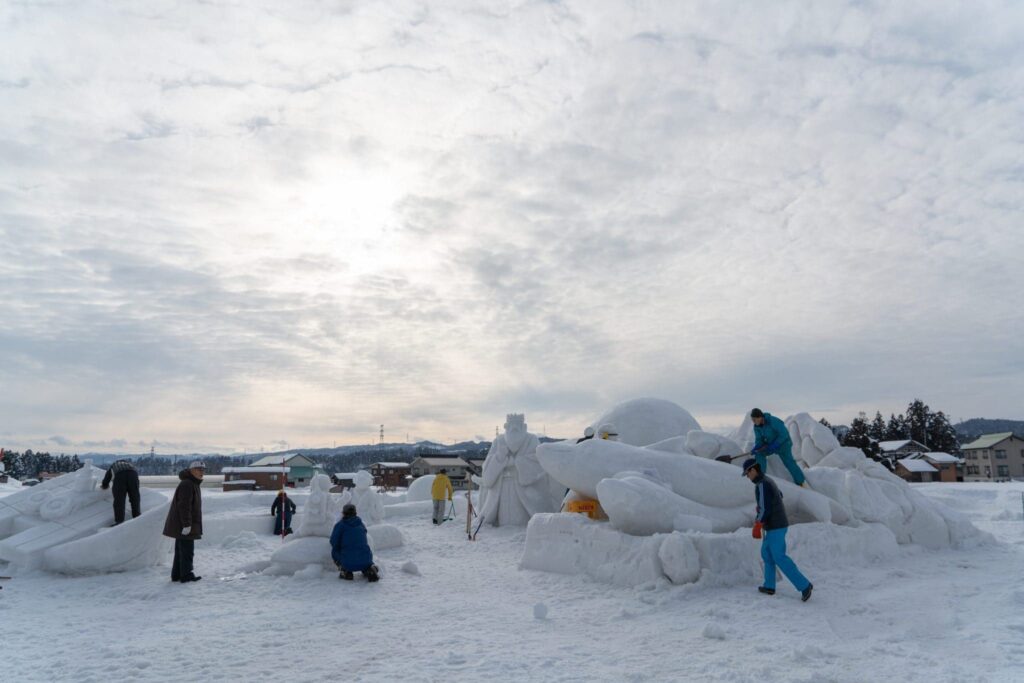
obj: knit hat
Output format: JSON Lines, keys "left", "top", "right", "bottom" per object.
{"left": 189, "top": 460, "right": 206, "bottom": 470}
{"left": 750, "top": 408, "right": 764, "bottom": 419}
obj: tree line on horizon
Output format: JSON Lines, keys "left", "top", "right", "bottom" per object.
{"left": 823, "top": 398, "right": 961, "bottom": 460}
{"left": 1, "top": 450, "right": 84, "bottom": 480}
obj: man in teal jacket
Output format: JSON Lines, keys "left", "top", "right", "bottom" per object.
{"left": 750, "top": 408, "right": 806, "bottom": 486}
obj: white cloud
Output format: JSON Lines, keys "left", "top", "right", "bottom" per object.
{"left": 1, "top": 1, "right": 1022, "bottom": 452}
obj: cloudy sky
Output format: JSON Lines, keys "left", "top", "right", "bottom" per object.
{"left": 2, "top": 1, "right": 1022, "bottom": 454}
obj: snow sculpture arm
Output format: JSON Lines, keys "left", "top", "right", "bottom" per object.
{"left": 481, "top": 440, "right": 508, "bottom": 488}
{"left": 514, "top": 438, "right": 548, "bottom": 487}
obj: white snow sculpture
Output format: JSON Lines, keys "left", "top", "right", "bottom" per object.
{"left": 590, "top": 398, "right": 701, "bottom": 447}
{"left": 521, "top": 400, "right": 988, "bottom": 588}
{"left": 406, "top": 474, "right": 436, "bottom": 502}
{"left": 340, "top": 471, "right": 385, "bottom": 526}
{"left": 0, "top": 463, "right": 169, "bottom": 574}
{"left": 480, "top": 413, "right": 559, "bottom": 526}
{"left": 297, "top": 474, "right": 336, "bottom": 537}
{"left": 266, "top": 472, "right": 402, "bottom": 576}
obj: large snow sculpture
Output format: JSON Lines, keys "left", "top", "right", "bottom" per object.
{"left": 480, "top": 413, "right": 559, "bottom": 526}
{"left": 0, "top": 462, "right": 169, "bottom": 574}
{"left": 522, "top": 399, "right": 989, "bottom": 588}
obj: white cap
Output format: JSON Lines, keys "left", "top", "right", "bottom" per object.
{"left": 189, "top": 460, "right": 207, "bottom": 470}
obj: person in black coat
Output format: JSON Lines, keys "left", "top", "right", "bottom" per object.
{"left": 101, "top": 459, "right": 141, "bottom": 525}
{"left": 270, "top": 491, "right": 296, "bottom": 535}
{"left": 162, "top": 461, "right": 205, "bottom": 583}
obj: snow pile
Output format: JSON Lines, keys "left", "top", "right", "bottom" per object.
{"left": 523, "top": 399, "right": 988, "bottom": 587}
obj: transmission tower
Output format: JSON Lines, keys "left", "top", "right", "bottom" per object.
{"left": 379, "top": 424, "right": 384, "bottom": 447}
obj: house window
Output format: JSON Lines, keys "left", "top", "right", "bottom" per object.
{"left": 996, "top": 450, "right": 1007, "bottom": 459}
{"left": 997, "top": 465, "right": 1009, "bottom": 477}
{"left": 985, "top": 467, "right": 991, "bottom": 477}
{"left": 270, "top": 474, "right": 277, "bottom": 481}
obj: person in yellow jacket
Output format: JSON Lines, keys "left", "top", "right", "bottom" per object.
{"left": 431, "top": 469, "right": 454, "bottom": 525}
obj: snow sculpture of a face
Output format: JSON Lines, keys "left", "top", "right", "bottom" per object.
{"left": 74, "top": 460, "right": 97, "bottom": 492}
{"left": 354, "top": 470, "right": 373, "bottom": 490}
{"left": 505, "top": 413, "right": 528, "bottom": 452}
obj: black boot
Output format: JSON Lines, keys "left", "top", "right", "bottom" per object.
{"left": 364, "top": 565, "right": 380, "bottom": 582}
{"left": 758, "top": 586, "right": 775, "bottom": 595}
{"left": 801, "top": 583, "right": 813, "bottom": 602}
{"left": 339, "top": 570, "right": 354, "bottom": 580}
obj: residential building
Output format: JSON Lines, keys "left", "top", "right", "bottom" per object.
{"left": 369, "top": 462, "right": 411, "bottom": 490}
{"left": 222, "top": 466, "right": 289, "bottom": 491}
{"left": 905, "top": 452, "right": 962, "bottom": 483}
{"left": 248, "top": 454, "right": 322, "bottom": 487}
{"left": 961, "top": 433, "right": 1024, "bottom": 482}
{"left": 877, "top": 439, "right": 928, "bottom": 459}
{"left": 895, "top": 458, "right": 938, "bottom": 483}
{"left": 410, "top": 456, "right": 473, "bottom": 489}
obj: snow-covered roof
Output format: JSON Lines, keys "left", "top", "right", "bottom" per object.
{"left": 223, "top": 467, "right": 289, "bottom": 473}
{"left": 907, "top": 452, "right": 960, "bottom": 464}
{"left": 878, "top": 440, "right": 926, "bottom": 452}
{"left": 373, "top": 462, "right": 410, "bottom": 468}
{"left": 416, "top": 456, "right": 470, "bottom": 467}
{"left": 249, "top": 454, "right": 315, "bottom": 467}
{"left": 223, "top": 479, "right": 256, "bottom": 485}
{"left": 961, "top": 433, "right": 1016, "bottom": 450}
{"left": 897, "top": 459, "right": 937, "bottom": 473}
{"left": 333, "top": 472, "right": 360, "bottom": 479}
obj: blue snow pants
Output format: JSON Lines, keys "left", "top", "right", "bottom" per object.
{"left": 755, "top": 442, "right": 806, "bottom": 486}
{"left": 761, "top": 527, "right": 810, "bottom": 592}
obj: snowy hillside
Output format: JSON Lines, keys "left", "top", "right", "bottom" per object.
{"left": 1, "top": 481, "right": 1021, "bottom": 682}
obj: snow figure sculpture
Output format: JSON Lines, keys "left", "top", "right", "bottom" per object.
{"left": 480, "top": 413, "right": 558, "bottom": 526}
{"left": 340, "top": 470, "right": 385, "bottom": 526}
{"left": 297, "top": 474, "right": 336, "bottom": 537}
{"left": 265, "top": 472, "right": 402, "bottom": 577}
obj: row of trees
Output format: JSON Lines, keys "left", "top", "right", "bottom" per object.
{"left": 1, "top": 450, "right": 84, "bottom": 480}
{"left": 835, "top": 399, "right": 960, "bottom": 459}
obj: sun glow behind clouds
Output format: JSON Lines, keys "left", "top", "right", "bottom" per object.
{"left": 1, "top": 1, "right": 1023, "bottom": 453}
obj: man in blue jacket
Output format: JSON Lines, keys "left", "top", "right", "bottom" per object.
{"left": 743, "top": 458, "right": 813, "bottom": 601}
{"left": 750, "top": 408, "right": 806, "bottom": 486}
{"left": 330, "top": 503, "right": 380, "bottom": 582}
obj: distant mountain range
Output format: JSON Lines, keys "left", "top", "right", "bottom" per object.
{"left": 80, "top": 436, "right": 566, "bottom": 465}
{"left": 954, "top": 419, "right": 1024, "bottom": 443}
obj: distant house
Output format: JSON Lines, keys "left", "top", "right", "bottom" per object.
{"left": 38, "top": 472, "right": 63, "bottom": 482}
{"left": 877, "top": 440, "right": 928, "bottom": 458}
{"left": 905, "top": 452, "right": 962, "bottom": 483}
{"left": 369, "top": 462, "right": 411, "bottom": 491}
{"left": 895, "top": 458, "right": 938, "bottom": 483}
{"left": 961, "top": 433, "right": 1024, "bottom": 482}
{"left": 222, "top": 466, "right": 289, "bottom": 491}
{"left": 248, "top": 454, "right": 322, "bottom": 487}
{"left": 331, "top": 472, "right": 359, "bottom": 488}
{"left": 410, "top": 456, "right": 473, "bottom": 489}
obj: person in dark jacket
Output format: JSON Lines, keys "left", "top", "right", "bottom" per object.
{"left": 162, "top": 461, "right": 205, "bottom": 583}
{"left": 742, "top": 458, "right": 813, "bottom": 601}
{"left": 330, "top": 503, "right": 379, "bottom": 582}
{"left": 101, "top": 459, "right": 141, "bottom": 524}
{"left": 750, "top": 408, "right": 806, "bottom": 486}
{"left": 270, "top": 490, "right": 296, "bottom": 536}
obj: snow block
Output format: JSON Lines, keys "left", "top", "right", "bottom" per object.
{"left": 43, "top": 501, "right": 173, "bottom": 575}
{"left": 520, "top": 513, "right": 665, "bottom": 586}
{"left": 590, "top": 398, "right": 701, "bottom": 447}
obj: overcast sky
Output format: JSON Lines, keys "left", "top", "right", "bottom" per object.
{"left": 2, "top": 1, "right": 1022, "bottom": 455}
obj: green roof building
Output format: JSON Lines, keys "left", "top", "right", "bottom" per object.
{"left": 249, "top": 454, "right": 322, "bottom": 487}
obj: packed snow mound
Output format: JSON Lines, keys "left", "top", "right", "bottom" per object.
{"left": 407, "top": 474, "right": 436, "bottom": 502}
{"left": 590, "top": 398, "right": 701, "bottom": 447}
{"left": 525, "top": 401, "right": 989, "bottom": 586}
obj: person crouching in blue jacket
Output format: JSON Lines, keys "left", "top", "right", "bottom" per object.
{"left": 330, "top": 503, "right": 380, "bottom": 582}
{"left": 742, "top": 458, "right": 813, "bottom": 602}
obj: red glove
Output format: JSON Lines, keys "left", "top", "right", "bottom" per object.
{"left": 752, "top": 522, "right": 763, "bottom": 539}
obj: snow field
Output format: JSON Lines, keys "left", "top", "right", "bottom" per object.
{"left": 2, "top": 484, "right": 1023, "bottom": 682}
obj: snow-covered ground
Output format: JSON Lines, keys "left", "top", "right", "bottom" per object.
{"left": 3, "top": 483, "right": 1022, "bottom": 682}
